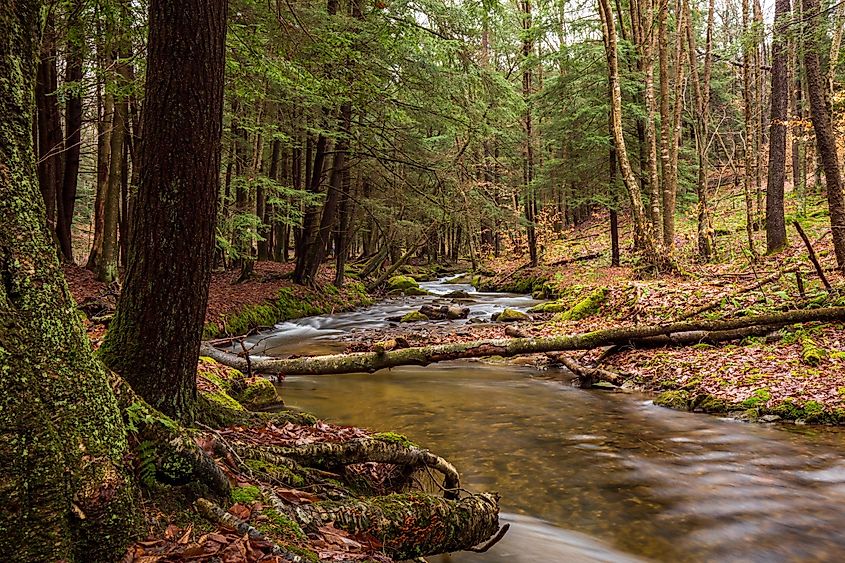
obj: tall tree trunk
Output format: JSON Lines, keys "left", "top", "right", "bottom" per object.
{"left": 742, "top": 0, "right": 757, "bottom": 257}
{"left": 522, "top": 0, "right": 538, "bottom": 267}
{"left": 685, "top": 0, "right": 715, "bottom": 260}
{"left": 766, "top": 0, "right": 790, "bottom": 254}
{"left": 87, "top": 9, "right": 113, "bottom": 271}
{"left": 57, "top": 0, "right": 84, "bottom": 262}
{"left": 100, "top": 0, "right": 228, "bottom": 421}
{"left": 35, "top": 14, "right": 64, "bottom": 239}
{"left": 802, "top": 0, "right": 845, "bottom": 268}
{"left": 598, "top": 0, "right": 663, "bottom": 265}
{"left": 663, "top": 0, "right": 686, "bottom": 247}
{"left": 97, "top": 12, "right": 130, "bottom": 283}
{"left": 0, "top": 4, "right": 140, "bottom": 558}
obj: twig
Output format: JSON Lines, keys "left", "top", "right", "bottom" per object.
{"left": 793, "top": 221, "right": 833, "bottom": 291}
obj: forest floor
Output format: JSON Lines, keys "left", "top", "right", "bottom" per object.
{"left": 346, "top": 190, "right": 845, "bottom": 424}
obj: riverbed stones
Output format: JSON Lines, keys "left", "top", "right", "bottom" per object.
{"left": 419, "top": 304, "right": 470, "bottom": 320}
{"left": 400, "top": 311, "right": 429, "bottom": 322}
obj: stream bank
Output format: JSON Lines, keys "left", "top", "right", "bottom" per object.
{"left": 239, "top": 275, "right": 845, "bottom": 562}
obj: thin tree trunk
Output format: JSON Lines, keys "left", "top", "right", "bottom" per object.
{"left": 57, "top": 0, "right": 84, "bottom": 262}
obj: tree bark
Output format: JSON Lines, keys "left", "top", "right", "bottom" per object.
{"left": 766, "top": 0, "right": 790, "bottom": 254}
{"left": 35, "top": 14, "right": 64, "bottom": 238}
{"left": 802, "top": 0, "right": 845, "bottom": 269}
{"left": 202, "top": 306, "right": 845, "bottom": 376}
{"left": 100, "top": 0, "right": 228, "bottom": 421}
{"left": 0, "top": 4, "right": 140, "bottom": 558}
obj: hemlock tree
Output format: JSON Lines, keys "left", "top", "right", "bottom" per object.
{"left": 100, "top": 0, "right": 228, "bottom": 420}
{"left": 0, "top": 3, "right": 140, "bottom": 559}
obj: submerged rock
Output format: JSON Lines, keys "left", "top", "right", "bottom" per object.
{"left": 444, "top": 290, "right": 471, "bottom": 299}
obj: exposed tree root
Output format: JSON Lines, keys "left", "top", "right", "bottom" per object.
{"left": 292, "top": 492, "right": 501, "bottom": 561}
{"left": 108, "top": 371, "right": 231, "bottom": 498}
{"left": 195, "top": 498, "right": 305, "bottom": 562}
{"left": 262, "top": 438, "right": 461, "bottom": 499}
{"left": 202, "top": 306, "right": 845, "bottom": 376}
{"left": 547, "top": 353, "right": 627, "bottom": 387}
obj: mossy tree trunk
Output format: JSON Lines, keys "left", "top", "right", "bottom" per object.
{"left": 100, "top": 0, "right": 228, "bottom": 422}
{"left": 0, "top": 4, "right": 140, "bottom": 559}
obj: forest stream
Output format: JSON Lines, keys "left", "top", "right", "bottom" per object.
{"left": 239, "top": 276, "right": 845, "bottom": 562}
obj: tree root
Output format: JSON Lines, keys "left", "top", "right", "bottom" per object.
{"left": 108, "top": 371, "right": 231, "bottom": 498}
{"left": 195, "top": 498, "right": 305, "bottom": 562}
{"left": 292, "top": 492, "right": 501, "bottom": 561}
{"left": 260, "top": 438, "right": 461, "bottom": 499}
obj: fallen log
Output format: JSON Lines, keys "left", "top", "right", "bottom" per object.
{"left": 200, "top": 306, "right": 845, "bottom": 376}
{"left": 547, "top": 354, "right": 626, "bottom": 387}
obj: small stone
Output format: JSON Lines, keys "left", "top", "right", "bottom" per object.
{"left": 400, "top": 311, "right": 429, "bottom": 322}
{"left": 505, "top": 325, "right": 529, "bottom": 338}
{"left": 760, "top": 414, "right": 782, "bottom": 423}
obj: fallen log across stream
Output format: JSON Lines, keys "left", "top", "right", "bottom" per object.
{"left": 201, "top": 306, "right": 845, "bottom": 376}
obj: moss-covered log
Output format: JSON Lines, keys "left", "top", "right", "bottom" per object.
{"left": 294, "top": 492, "right": 500, "bottom": 561}
{"left": 201, "top": 306, "right": 845, "bottom": 376}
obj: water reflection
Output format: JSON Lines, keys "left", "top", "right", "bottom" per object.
{"left": 280, "top": 364, "right": 845, "bottom": 562}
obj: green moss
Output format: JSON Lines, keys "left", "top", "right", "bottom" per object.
{"left": 244, "top": 459, "right": 305, "bottom": 487}
{"left": 654, "top": 390, "right": 691, "bottom": 410}
{"left": 373, "top": 432, "right": 417, "bottom": 448}
{"left": 259, "top": 508, "right": 305, "bottom": 541}
{"left": 693, "top": 394, "right": 728, "bottom": 413}
{"left": 400, "top": 311, "right": 429, "bottom": 322}
{"left": 236, "top": 378, "right": 280, "bottom": 409}
{"left": 496, "top": 308, "right": 530, "bottom": 322}
{"left": 740, "top": 388, "right": 772, "bottom": 409}
{"left": 231, "top": 485, "right": 262, "bottom": 504}
{"left": 551, "top": 287, "right": 608, "bottom": 322}
{"left": 403, "top": 286, "right": 431, "bottom": 296}
{"left": 800, "top": 334, "right": 828, "bottom": 366}
{"left": 387, "top": 275, "right": 420, "bottom": 291}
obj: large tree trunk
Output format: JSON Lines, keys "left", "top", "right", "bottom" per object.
{"left": 802, "top": 0, "right": 845, "bottom": 269}
{"left": 766, "top": 0, "right": 790, "bottom": 254}
{"left": 100, "top": 0, "right": 228, "bottom": 421}
{"left": 0, "top": 4, "right": 140, "bottom": 559}
{"left": 202, "top": 306, "right": 845, "bottom": 376}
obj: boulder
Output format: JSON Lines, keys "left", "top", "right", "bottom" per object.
{"left": 444, "top": 290, "right": 471, "bottom": 299}
{"left": 387, "top": 275, "right": 421, "bottom": 292}
{"left": 495, "top": 308, "right": 530, "bottom": 322}
{"left": 400, "top": 311, "right": 429, "bottom": 323}
{"left": 419, "top": 304, "right": 469, "bottom": 320}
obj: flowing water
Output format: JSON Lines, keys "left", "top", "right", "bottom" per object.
{"left": 243, "top": 276, "right": 845, "bottom": 562}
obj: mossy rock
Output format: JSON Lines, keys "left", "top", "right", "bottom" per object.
{"left": 495, "top": 308, "right": 530, "bottom": 322}
{"left": 235, "top": 377, "right": 281, "bottom": 409}
{"left": 528, "top": 300, "right": 571, "bottom": 313}
{"left": 400, "top": 311, "right": 429, "bottom": 322}
{"left": 387, "top": 275, "right": 420, "bottom": 292}
{"left": 800, "top": 334, "right": 828, "bottom": 366}
{"left": 740, "top": 388, "right": 771, "bottom": 409}
{"left": 551, "top": 287, "right": 608, "bottom": 322}
{"left": 403, "top": 286, "right": 431, "bottom": 296}
{"left": 692, "top": 394, "right": 728, "bottom": 413}
{"left": 654, "top": 390, "right": 692, "bottom": 410}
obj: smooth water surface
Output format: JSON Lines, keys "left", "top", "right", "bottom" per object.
{"left": 246, "top": 276, "right": 845, "bottom": 562}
